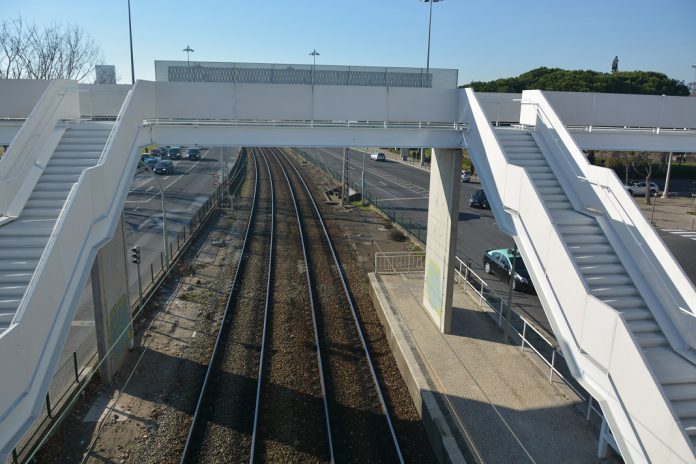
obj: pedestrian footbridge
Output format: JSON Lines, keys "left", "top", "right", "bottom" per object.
{"left": 0, "top": 77, "right": 695, "bottom": 463}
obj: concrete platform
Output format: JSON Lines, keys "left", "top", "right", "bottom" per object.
{"left": 369, "top": 272, "right": 615, "bottom": 464}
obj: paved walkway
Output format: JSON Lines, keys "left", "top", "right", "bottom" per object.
{"left": 370, "top": 272, "right": 617, "bottom": 463}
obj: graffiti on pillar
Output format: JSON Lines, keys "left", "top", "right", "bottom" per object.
{"left": 424, "top": 258, "right": 443, "bottom": 325}
{"left": 108, "top": 294, "right": 132, "bottom": 362}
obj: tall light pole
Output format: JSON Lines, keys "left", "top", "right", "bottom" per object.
{"left": 420, "top": 0, "right": 442, "bottom": 88}
{"left": 183, "top": 45, "right": 194, "bottom": 68}
{"left": 309, "top": 49, "right": 320, "bottom": 85}
{"left": 127, "top": 0, "right": 135, "bottom": 84}
{"left": 691, "top": 64, "right": 696, "bottom": 96}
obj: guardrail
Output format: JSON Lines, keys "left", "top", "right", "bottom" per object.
{"left": 143, "top": 118, "right": 464, "bottom": 131}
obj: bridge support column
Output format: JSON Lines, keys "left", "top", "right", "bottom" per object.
{"left": 91, "top": 213, "right": 132, "bottom": 383}
{"left": 423, "top": 148, "right": 461, "bottom": 334}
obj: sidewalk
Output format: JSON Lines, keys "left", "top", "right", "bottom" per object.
{"left": 635, "top": 194, "right": 696, "bottom": 231}
{"left": 369, "top": 272, "right": 616, "bottom": 463}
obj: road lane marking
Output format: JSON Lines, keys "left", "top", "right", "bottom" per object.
{"left": 125, "top": 149, "right": 214, "bottom": 204}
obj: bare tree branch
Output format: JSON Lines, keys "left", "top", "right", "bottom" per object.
{"left": 0, "top": 17, "right": 103, "bottom": 81}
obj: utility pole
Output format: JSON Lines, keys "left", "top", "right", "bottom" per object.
{"left": 342, "top": 147, "right": 349, "bottom": 205}
{"left": 361, "top": 149, "right": 367, "bottom": 205}
{"left": 662, "top": 152, "right": 673, "bottom": 198}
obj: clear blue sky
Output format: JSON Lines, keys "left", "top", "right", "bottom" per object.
{"left": 4, "top": 0, "right": 696, "bottom": 86}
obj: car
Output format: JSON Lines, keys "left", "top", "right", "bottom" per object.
{"left": 482, "top": 248, "right": 535, "bottom": 292}
{"left": 461, "top": 170, "right": 472, "bottom": 182}
{"left": 468, "top": 189, "right": 489, "bottom": 209}
{"left": 186, "top": 148, "right": 201, "bottom": 161}
{"left": 167, "top": 147, "right": 182, "bottom": 160}
{"left": 625, "top": 181, "right": 659, "bottom": 197}
{"left": 149, "top": 147, "right": 163, "bottom": 157}
{"left": 153, "top": 159, "right": 174, "bottom": 175}
{"left": 370, "top": 152, "right": 386, "bottom": 161}
{"left": 141, "top": 155, "right": 160, "bottom": 168}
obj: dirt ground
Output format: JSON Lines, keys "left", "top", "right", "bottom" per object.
{"left": 35, "top": 203, "right": 249, "bottom": 463}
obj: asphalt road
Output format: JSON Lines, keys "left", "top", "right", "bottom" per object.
{"left": 58, "top": 147, "right": 237, "bottom": 372}
{"left": 301, "top": 147, "right": 696, "bottom": 342}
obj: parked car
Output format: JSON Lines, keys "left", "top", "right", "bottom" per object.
{"left": 625, "top": 181, "right": 659, "bottom": 196}
{"left": 141, "top": 155, "right": 160, "bottom": 168}
{"left": 153, "top": 159, "right": 174, "bottom": 175}
{"left": 461, "top": 170, "right": 472, "bottom": 183}
{"left": 149, "top": 147, "right": 163, "bottom": 157}
{"left": 483, "top": 248, "right": 535, "bottom": 292}
{"left": 469, "top": 189, "right": 489, "bottom": 209}
{"left": 370, "top": 152, "right": 386, "bottom": 161}
{"left": 186, "top": 148, "right": 201, "bottom": 161}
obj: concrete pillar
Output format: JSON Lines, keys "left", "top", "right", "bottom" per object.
{"left": 91, "top": 213, "right": 132, "bottom": 383}
{"left": 423, "top": 148, "right": 461, "bottom": 333}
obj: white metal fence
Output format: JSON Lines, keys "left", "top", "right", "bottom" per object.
{"left": 374, "top": 251, "right": 426, "bottom": 275}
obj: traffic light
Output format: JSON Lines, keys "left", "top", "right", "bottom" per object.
{"left": 131, "top": 246, "right": 141, "bottom": 265}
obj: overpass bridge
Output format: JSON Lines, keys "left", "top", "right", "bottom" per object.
{"left": 0, "top": 76, "right": 695, "bottom": 463}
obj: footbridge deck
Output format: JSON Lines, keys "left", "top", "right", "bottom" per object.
{"left": 0, "top": 78, "right": 695, "bottom": 463}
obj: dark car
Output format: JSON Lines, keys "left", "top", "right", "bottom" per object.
{"left": 186, "top": 148, "right": 201, "bottom": 161}
{"left": 482, "top": 248, "right": 534, "bottom": 292}
{"left": 149, "top": 147, "right": 163, "bottom": 157}
{"left": 153, "top": 159, "right": 174, "bottom": 175}
{"left": 167, "top": 147, "right": 182, "bottom": 160}
{"left": 469, "top": 189, "right": 489, "bottom": 209}
{"left": 141, "top": 155, "right": 160, "bottom": 168}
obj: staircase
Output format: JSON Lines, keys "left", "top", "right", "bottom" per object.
{"left": 0, "top": 122, "right": 113, "bottom": 334}
{"left": 496, "top": 127, "right": 696, "bottom": 456}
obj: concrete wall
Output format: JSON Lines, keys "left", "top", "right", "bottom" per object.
{"left": 91, "top": 214, "right": 132, "bottom": 382}
{"left": 423, "top": 148, "right": 462, "bottom": 333}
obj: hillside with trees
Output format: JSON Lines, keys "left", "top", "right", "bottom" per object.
{"left": 463, "top": 67, "right": 690, "bottom": 96}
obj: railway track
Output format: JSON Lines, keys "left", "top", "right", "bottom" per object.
{"left": 181, "top": 147, "right": 404, "bottom": 463}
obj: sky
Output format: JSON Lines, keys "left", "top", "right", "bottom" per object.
{"left": 4, "top": 0, "right": 696, "bottom": 86}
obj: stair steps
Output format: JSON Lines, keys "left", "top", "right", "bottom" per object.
{"left": 496, "top": 127, "right": 696, "bottom": 453}
{"left": 0, "top": 122, "right": 112, "bottom": 333}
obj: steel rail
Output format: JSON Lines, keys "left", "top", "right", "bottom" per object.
{"left": 277, "top": 149, "right": 404, "bottom": 463}
{"left": 267, "top": 147, "right": 335, "bottom": 462}
{"left": 248, "top": 149, "right": 276, "bottom": 462}
{"left": 179, "top": 149, "right": 259, "bottom": 463}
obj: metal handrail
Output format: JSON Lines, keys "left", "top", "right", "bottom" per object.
{"left": 142, "top": 118, "right": 464, "bottom": 131}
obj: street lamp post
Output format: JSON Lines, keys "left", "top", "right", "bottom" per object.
{"left": 183, "top": 45, "right": 194, "bottom": 68}
{"left": 127, "top": 0, "right": 135, "bottom": 85}
{"left": 361, "top": 149, "right": 367, "bottom": 205}
{"left": 420, "top": 0, "right": 442, "bottom": 88}
{"left": 309, "top": 49, "right": 320, "bottom": 85}
{"left": 138, "top": 161, "right": 170, "bottom": 268}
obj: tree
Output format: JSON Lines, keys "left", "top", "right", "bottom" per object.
{"left": 0, "top": 17, "right": 103, "bottom": 81}
{"left": 463, "top": 67, "right": 690, "bottom": 96}
{"left": 631, "top": 153, "right": 658, "bottom": 205}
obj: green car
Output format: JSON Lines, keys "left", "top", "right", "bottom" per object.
{"left": 482, "top": 248, "right": 535, "bottom": 292}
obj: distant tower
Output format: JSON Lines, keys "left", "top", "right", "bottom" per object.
{"left": 611, "top": 56, "right": 619, "bottom": 74}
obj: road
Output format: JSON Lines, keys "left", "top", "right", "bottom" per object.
{"left": 300, "top": 147, "right": 696, "bottom": 342}
{"left": 58, "top": 147, "right": 237, "bottom": 374}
